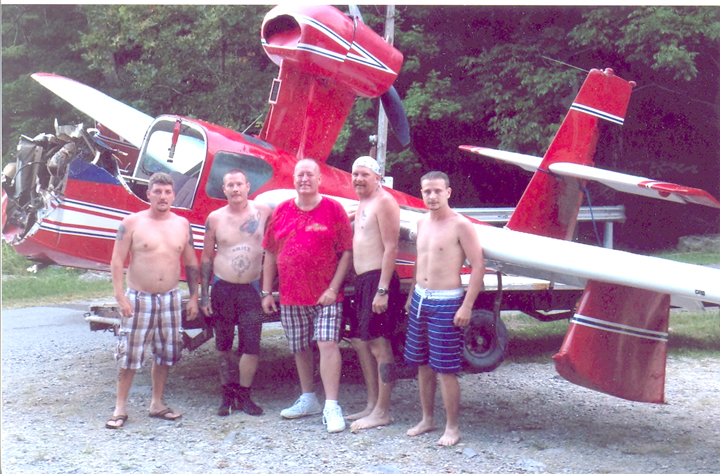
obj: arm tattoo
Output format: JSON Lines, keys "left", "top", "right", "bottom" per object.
{"left": 204, "top": 218, "right": 211, "bottom": 232}
{"left": 185, "top": 265, "right": 199, "bottom": 297}
{"left": 116, "top": 224, "right": 126, "bottom": 241}
{"left": 200, "top": 261, "right": 213, "bottom": 297}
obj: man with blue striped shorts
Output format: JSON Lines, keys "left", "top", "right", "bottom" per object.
{"left": 403, "top": 171, "right": 485, "bottom": 446}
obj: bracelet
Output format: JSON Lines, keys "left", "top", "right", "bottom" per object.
{"left": 261, "top": 290, "right": 272, "bottom": 298}
{"left": 328, "top": 287, "right": 337, "bottom": 293}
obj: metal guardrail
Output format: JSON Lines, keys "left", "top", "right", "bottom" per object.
{"left": 455, "top": 205, "right": 626, "bottom": 249}
{"left": 454, "top": 205, "right": 625, "bottom": 224}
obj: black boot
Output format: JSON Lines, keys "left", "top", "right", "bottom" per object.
{"left": 218, "top": 385, "right": 234, "bottom": 416}
{"left": 233, "top": 384, "right": 263, "bottom": 416}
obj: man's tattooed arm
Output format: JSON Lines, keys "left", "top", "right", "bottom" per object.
{"left": 200, "top": 218, "right": 213, "bottom": 307}
{"left": 186, "top": 265, "right": 200, "bottom": 297}
{"left": 200, "top": 261, "right": 213, "bottom": 306}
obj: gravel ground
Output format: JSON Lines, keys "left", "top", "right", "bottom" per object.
{"left": 2, "top": 301, "right": 719, "bottom": 474}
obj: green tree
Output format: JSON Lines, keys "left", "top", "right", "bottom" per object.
{"left": 78, "top": 5, "right": 274, "bottom": 133}
{"left": 2, "top": 5, "right": 92, "bottom": 165}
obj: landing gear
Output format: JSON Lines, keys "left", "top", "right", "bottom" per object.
{"left": 461, "top": 309, "right": 508, "bottom": 373}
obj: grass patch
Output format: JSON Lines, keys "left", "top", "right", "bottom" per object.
{"left": 2, "top": 242, "right": 114, "bottom": 308}
{"left": 2, "top": 266, "right": 114, "bottom": 308}
{"left": 501, "top": 309, "right": 720, "bottom": 362}
{"left": 668, "top": 309, "right": 720, "bottom": 356}
{"left": 653, "top": 250, "right": 720, "bottom": 265}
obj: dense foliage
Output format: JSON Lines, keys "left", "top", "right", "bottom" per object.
{"left": 3, "top": 5, "right": 718, "bottom": 250}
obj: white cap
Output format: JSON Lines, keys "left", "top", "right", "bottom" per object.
{"left": 352, "top": 156, "right": 381, "bottom": 176}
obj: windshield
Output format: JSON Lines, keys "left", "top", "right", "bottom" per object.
{"left": 136, "top": 119, "right": 207, "bottom": 178}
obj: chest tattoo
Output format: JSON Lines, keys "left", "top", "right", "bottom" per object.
{"left": 239, "top": 211, "right": 261, "bottom": 235}
{"left": 231, "top": 254, "right": 250, "bottom": 276}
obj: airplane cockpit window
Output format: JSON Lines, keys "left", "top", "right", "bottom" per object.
{"left": 131, "top": 118, "right": 207, "bottom": 208}
{"left": 206, "top": 152, "right": 274, "bottom": 200}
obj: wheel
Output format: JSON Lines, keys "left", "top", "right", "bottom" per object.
{"left": 462, "top": 309, "right": 508, "bottom": 373}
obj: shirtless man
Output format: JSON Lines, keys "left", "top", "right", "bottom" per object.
{"left": 200, "top": 169, "right": 271, "bottom": 416}
{"left": 346, "top": 156, "right": 401, "bottom": 431}
{"left": 106, "top": 172, "right": 199, "bottom": 429}
{"left": 404, "top": 171, "right": 485, "bottom": 446}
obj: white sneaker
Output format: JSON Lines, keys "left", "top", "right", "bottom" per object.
{"left": 280, "top": 396, "right": 322, "bottom": 419}
{"left": 323, "top": 404, "right": 346, "bottom": 433}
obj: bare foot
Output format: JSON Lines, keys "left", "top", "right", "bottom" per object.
{"left": 437, "top": 426, "right": 461, "bottom": 446}
{"left": 350, "top": 413, "right": 391, "bottom": 432}
{"left": 345, "top": 406, "right": 373, "bottom": 421}
{"left": 406, "top": 419, "right": 437, "bottom": 437}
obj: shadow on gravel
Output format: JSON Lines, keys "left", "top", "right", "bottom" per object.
{"left": 170, "top": 335, "right": 369, "bottom": 405}
{"left": 668, "top": 334, "right": 720, "bottom": 352}
{"left": 505, "top": 334, "right": 566, "bottom": 362}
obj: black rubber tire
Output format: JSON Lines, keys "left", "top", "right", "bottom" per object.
{"left": 462, "top": 309, "right": 508, "bottom": 373}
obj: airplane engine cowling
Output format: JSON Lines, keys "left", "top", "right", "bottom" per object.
{"left": 258, "top": 5, "right": 404, "bottom": 162}
{"left": 262, "top": 5, "right": 403, "bottom": 98}
{"left": 553, "top": 280, "right": 669, "bottom": 403}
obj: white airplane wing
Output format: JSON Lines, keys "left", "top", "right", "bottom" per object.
{"left": 476, "top": 224, "right": 720, "bottom": 305}
{"left": 459, "top": 146, "right": 541, "bottom": 172}
{"left": 549, "top": 162, "right": 720, "bottom": 209}
{"left": 32, "top": 73, "right": 153, "bottom": 149}
{"left": 461, "top": 145, "right": 720, "bottom": 209}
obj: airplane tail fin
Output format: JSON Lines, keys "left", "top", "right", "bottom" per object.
{"left": 553, "top": 281, "right": 669, "bottom": 403}
{"left": 507, "top": 69, "right": 635, "bottom": 239}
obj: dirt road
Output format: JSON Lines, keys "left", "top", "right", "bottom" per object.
{"left": 2, "top": 301, "right": 719, "bottom": 473}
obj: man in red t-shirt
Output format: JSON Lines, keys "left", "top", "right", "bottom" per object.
{"left": 262, "top": 158, "right": 352, "bottom": 433}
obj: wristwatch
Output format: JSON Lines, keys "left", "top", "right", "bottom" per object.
{"left": 376, "top": 287, "right": 387, "bottom": 296}
{"left": 261, "top": 290, "right": 272, "bottom": 298}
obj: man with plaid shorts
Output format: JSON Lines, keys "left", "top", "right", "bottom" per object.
{"left": 403, "top": 171, "right": 485, "bottom": 446}
{"left": 106, "top": 172, "right": 199, "bottom": 429}
{"left": 261, "top": 158, "right": 353, "bottom": 433}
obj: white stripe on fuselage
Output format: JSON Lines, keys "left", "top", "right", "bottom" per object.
{"left": 37, "top": 197, "right": 205, "bottom": 248}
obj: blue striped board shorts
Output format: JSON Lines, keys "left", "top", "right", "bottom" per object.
{"left": 403, "top": 285, "right": 465, "bottom": 374}
{"left": 280, "top": 303, "right": 342, "bottom": 354}
{"left": 116, "top": 287, "right": 183, "bottom": 370}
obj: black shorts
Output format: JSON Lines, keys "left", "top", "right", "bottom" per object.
{"left": 210, "top": 279, "right": 263, "bottom": 354}
{"left": 347, "top": 270, "right": 401, "bottom": 341}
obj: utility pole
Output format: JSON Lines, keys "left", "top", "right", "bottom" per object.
{"left": 376, "top": 5, "right": 395, "bottom": 178}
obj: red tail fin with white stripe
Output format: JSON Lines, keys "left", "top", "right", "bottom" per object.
{"left": 507, "top": 69, "right": 634, "bottom": 239}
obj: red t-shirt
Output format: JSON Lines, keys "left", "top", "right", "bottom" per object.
{"left": 263, "top": 197, "right": 353, "bottom": 305}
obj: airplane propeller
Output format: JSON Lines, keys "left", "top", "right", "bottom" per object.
{"left": 350, "top": 5, "right": 410, "bottom": 148}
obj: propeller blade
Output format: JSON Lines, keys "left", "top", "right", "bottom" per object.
{"left": 381, "top": 86, "right": 411, "bottom": 148}
{"left": 348, "top": 4, "right": 364, "bottom": 23}
{"left": 350, "top": 5, "right": 410, "bottom": 148}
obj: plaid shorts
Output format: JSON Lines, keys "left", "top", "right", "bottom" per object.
{"left": 280, "top": 303, "right": 342, "bottom": 354}
{"left": 116, "top": 287, "right": 183, "bottom": 370}
{"left": 404, "top": 285, "right": 465, "bottom": 374}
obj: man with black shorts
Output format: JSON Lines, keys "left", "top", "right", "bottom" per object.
{"left": 404, "top": 171, "right": 485, "bottom": 446}
{"left": 107, "top": 172, "right": 199, "bottom": 429}
{"left": 346, "top": 156, "right": 402, "bottom": 431}
{"left": 200, "top": 169, "right": 271, "bottom": 416}
{"left": 261, "top": 158, "right": 353, "bottom": 433}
